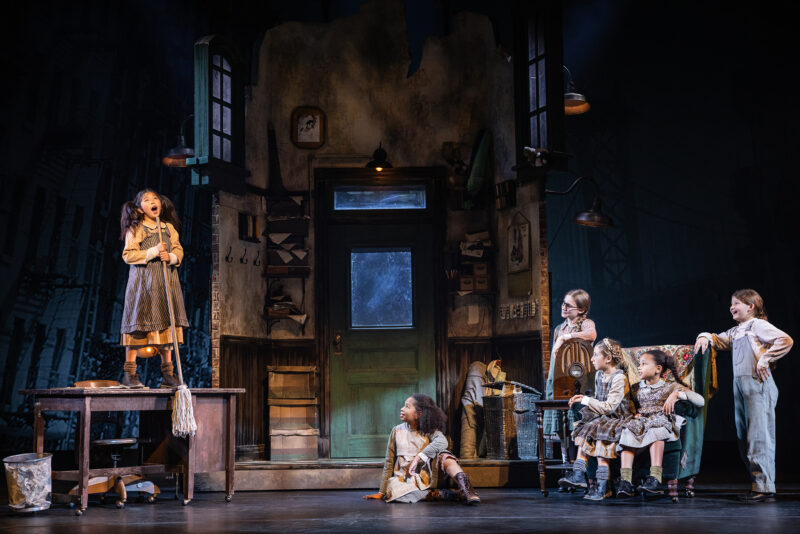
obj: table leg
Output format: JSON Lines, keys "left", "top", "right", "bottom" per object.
{"left": 225, "top": 395, "right": 235, "bottom": 502}
{"left": 33, "top": 403, "right": 44, "bottom": 455}
{"left": 560, "top": 410, "right": 569, "bottom": 463}
{"left": 537, "top": 408, "right": 547, "bottom": 496}
{"left": 183, "top": 435, "right": 195, "bottom": 505}
{"left": 78, "top": 397, "right": 91, "bottom": 513}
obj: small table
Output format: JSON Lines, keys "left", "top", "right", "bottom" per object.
{"left": 22, "top": 387, "right": 244, "bottom": 515}
{"left": 532, "top": 398, "right": 572, "bottom": 496}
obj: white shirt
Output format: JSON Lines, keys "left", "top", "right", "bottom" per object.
{"left": 700, "top": 317, "right": 793, "bottom": 369}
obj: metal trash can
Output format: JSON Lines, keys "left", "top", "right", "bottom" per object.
{"left": 3, "top": 453, "right": 52, "bottom": 512}
{"left": 513, "top": 390, "right": 542, "bottom": 459}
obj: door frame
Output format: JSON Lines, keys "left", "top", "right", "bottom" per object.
{"left": 315, "top": 167, "right": 447, "bottom": 458}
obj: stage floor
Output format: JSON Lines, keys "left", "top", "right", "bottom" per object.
{"left": 2, "top": 487, "right": 799, "bottom": 533}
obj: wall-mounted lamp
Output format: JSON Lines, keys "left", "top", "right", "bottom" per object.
{"left": 366, "top": 143, "right": 392, "bottom": 172}
{"left": 545, "top": 176, "right": 612, "bottom": 228}
{"left": 563, "top": 66, "right": 590, "bottom": 116}
{"left": 162, "top": 114, "right": 195, "bottom": 167}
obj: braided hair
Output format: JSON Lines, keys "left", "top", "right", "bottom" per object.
{"left": 410, "top": 394, "right": 447, "bottom": 436}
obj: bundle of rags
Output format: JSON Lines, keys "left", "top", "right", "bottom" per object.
{"left": 156, "top": 217, "right": 197, "bottom": 438}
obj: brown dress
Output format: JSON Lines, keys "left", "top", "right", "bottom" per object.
{"left": 120, "top": 222, "right": 188, "bottom": 347}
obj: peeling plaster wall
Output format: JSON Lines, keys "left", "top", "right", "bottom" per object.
{"left": 493, "top": 183, "right": 544, "bottom": 337}
{"left": 243, "top": 0, "right": 538, "bottom": 340}
{"left": 217, "top": 191, "right": 269, "bottom": 338}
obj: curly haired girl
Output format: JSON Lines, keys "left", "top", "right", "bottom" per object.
{"left": 364, "top": 394, "right": 480, "bottom": 504}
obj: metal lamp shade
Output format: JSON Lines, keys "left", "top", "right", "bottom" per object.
{"left": 162, "top": 142, "right": 195, "bottom": 167}
{"left": 564, "top": 92, "right": 590, "bottom": 115}
{"left": 574, "top": 197, "right": 612, "bottom": 228}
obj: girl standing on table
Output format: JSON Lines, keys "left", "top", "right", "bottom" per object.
{"left": 616, "top": 350, "right": 705, "bottom": 497}
{"left": 119, "top": 189, "right": 188, "bottom": 388}
{"left": 558, "top": 338, "right": 636, "bottom": 501}
{"left": 695, "top": 289, "right": 792, "bottom": 503}
{"left": 364, "top": 394, "right": 480, "bottom": 505}
{"left": 544, "top": 289, "right": 597, "bottom": 437}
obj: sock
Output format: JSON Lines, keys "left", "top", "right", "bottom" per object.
{"left": 650, "top": 465, "right": 663, "bottom": 483}
{"left": 620, "top": 467, "right": 632, "bottom": 483}
{"left": 124, "top": 361, "right": 138, "bottom": 375}
{"left": 596, "top": 465, "right": 610, "bottom": 481}
{"left": 573, "top": 458, "right": 587, "bottom": 473}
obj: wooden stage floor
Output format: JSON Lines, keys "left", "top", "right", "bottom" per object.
{"left": 2, "top": 487, "right": 800, "bottom": 533}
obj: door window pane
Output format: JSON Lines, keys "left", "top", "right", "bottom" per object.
{"left": 334, "top": 185, "right": 426, "bottom": 210}
{"left": 351, "top": 248, "right": 413, "bottom": 328}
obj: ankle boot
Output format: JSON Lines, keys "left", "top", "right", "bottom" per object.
{"left": 160, "top": 361, "right": 181, "bottom": 388}
{"left": 454, "top": 472, "right": 480, "bottom": 505}
{"left": 583, "top": 478, "right": 611, "bottom": 501}
{"left": 122, "top": 361, "right": 144, "bottom": 388}
{"left": 559, "top": 468, "right": 588, "bottom": 490}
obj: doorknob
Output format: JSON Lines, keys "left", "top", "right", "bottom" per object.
{"left": 333, "top": 331, "right": 343, "bottom": 355}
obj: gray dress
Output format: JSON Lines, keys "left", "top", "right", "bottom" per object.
{"left": 120, "top": 224, "right": 188, "bottom": 339}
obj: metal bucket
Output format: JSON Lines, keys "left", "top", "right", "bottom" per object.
{"left": 3, "top": 453, "right": 52, "bottom": 512}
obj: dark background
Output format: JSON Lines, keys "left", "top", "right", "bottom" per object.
{"left": 1, "top": 0, "right": 798, "bottom": 481}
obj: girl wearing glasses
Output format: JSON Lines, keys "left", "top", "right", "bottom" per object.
{"left": 544, "top": 289, "right": 597, "bottom": 436}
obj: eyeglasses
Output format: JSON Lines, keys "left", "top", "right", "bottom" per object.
{"left": 561, "top": 302, "right": 579, "bottom": 310}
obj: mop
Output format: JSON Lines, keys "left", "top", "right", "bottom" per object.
{"left": 156, "top": 217, "right": 197, "bottom": 438}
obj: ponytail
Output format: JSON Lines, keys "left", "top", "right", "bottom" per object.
{"left": 645, "top": 349, "right": 689, "bottom": 388}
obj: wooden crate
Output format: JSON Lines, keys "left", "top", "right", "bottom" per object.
{"left": 268, "top": 398, "right": 319, "bottom": 430}
{"left": 269, "top": 428, "right": 319, "bottom": 461}
{"left": 267, "top": 366, "right": 319, "bottom": 399}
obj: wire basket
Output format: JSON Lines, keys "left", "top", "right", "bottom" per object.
{"left": 483, "top": 381, "right": 542, "bottom": 460}
{"left": 483, "top": 395, "right": 516, "bottom": 460}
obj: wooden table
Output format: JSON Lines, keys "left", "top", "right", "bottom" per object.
{"left": 22, "top": 388, "right": 244, "bottom": 515}
{"left": 532, "top": 398, "right": 572, "bottom": 496}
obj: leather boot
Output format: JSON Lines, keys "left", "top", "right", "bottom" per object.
{"left": 454, "top": 472, "right": 480, "bottom": 505}
{"left": 583, "top": 478, "right": 611, "bottom": 501}
{"left": 558, "top": 468, "right": 588, "bottom": 490}
{"left": 122, "top": 361, "right": 144, "bottom": 388}
{"left": 160, "top": 361, "right": 181, "bottom": 388}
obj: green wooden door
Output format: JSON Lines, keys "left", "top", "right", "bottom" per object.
{"left": 329, "top": 223, "right": 436, "bottom": 458}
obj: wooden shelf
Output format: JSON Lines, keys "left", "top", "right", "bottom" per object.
{"left": 265, "top": 266, "right": 310, "bottom": 277}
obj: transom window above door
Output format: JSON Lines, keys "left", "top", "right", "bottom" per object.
{"left": 350, "top": 248, "right": 413, "bottom": 328}
{"left": 334, "top": 185, "right": 426, "bottom": 211}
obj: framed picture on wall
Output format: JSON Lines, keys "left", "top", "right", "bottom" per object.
{"left": 291, "top": 106, "right": 326, "bottom": 149}
{"left": 507, "top": 213, "right": 531, "bottom": 273}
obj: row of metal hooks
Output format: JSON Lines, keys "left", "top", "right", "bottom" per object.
{"left": 224, "top": 246, "right": 261, "bottom": 266}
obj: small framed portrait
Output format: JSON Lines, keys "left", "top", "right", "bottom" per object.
{"left": 290, "top": 106, "right": 326, "bottom": 149}
{"left": 507, "top": 213, "right": 531, "bottom": 274}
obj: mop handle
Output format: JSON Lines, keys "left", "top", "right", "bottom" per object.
{"left": 156, "top": 216, "right": 185, "bottom": 386}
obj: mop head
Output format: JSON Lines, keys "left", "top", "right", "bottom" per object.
{"left": 172, "top": 385, "right": 197, "bottom": 438}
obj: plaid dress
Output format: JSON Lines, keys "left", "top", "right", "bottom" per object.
{"left": 571, "top": 369, "right": 634, "bottom": 459}
{"left": 120, "top": 223, "right": 188, "bottom": 346}
{"left": 618, "top": 380, "right": 682, "bottom": 448}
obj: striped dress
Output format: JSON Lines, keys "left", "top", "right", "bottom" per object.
{"left": 120, "top": 222, "right": 188, "bottom": 347}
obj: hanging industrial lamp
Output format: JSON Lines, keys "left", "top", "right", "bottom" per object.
{"left": 162, "top": 114, "right": 195, "bottom": 167}
{"left": 366, "top": 143, "right": 392, "bottom": 172}
{"left": 563, "top": 66, "right": 590, "bottom": 116}
{"left": 545, "top": 176, "right": 612, "bottom": 228}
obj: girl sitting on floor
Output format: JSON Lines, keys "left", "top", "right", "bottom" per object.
{"left": 363, "top": 394, "right": 480, "bottom": 505}
{"left": 616, "top": 350, "right": 705, "bottom": 497}
{"left": 559, "top": 338, "right": 637, "bottom": 501}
